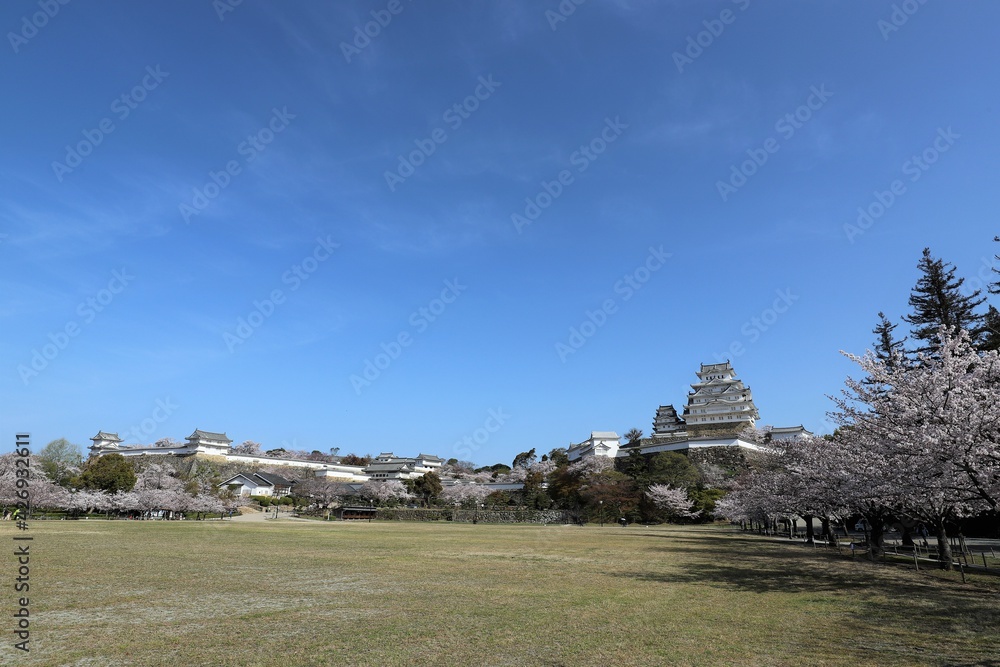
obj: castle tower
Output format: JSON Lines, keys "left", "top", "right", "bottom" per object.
{"left": 651, "top": 404, "right": 686, "bottom": 437}
{"left": 682, "top": 362, "right": 758, "bottom": 437}
{"left": 185, "top": 429, "right": 233, "bottom": 456}
{"left": 89, "top": 431, "right": 122, "bottom": 454}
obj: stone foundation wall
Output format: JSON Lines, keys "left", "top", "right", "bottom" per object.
{"left": 686, "top": 423, "right": 743, "bottom": 439}
{"left": 687, "top": 446, "right": 750, "bottom": 472}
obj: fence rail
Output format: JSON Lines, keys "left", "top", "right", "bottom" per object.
{"left": 735, "top": 525, "right": 1000, "bottom": 580}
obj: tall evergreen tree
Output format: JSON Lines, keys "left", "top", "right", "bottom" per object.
{"left": 902, "top": 248, "right": 985, "bottom": 352}
{"left": 982, "top": 305, "right": 1000, "bottom": 353}
{"left": 872, "top": 312, "right": 907, "bottom": 367}
{"left": 864, "top": 312, "right": 909, "bottom": 392}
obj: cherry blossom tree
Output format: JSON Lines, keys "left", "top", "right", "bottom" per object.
{"left": 440, "top": 484, "right": 493, "bottom": 506}
{"left": 738, "top": 424, "right": 774, "bottom": 445}
{"left": 29, "top": 480, "right": 69, "bottom": 512}
{"left": 111, "top": 490, "right": 140, "bottom": 515}
{"left": 296, "top": 478, "right": 351, "bottom": 515}
{"left": 567, "top": 456, "right": 614, "bottom": 478}
{"left": 718, "top": 434, "right": 863, "bottom": 545}
{"left": 506, "top": 459, "right": 557, "bottom": 483}
{"left": 194, "top": 494, "right": 225, "bottom": 516}
{"left": 726, "top": 329, "right": 1000, "bottom": 566}
{"left": 646, "top": 484, "right": 700, "bottom": 520}
{"left": 832, "top": 329, "right": 1000, "bottom": 568}
{"left": 714, "top": 456, "right": 791, "bottom": 534}
{"left": 232, "top": 440, "right": 262, "bottom": 456}
{"left": 0, "top": 453, "right": 66, "bottom": 513}
{"left": 359, "top": 480, "right": 412, "bottom": 504}
{"left": 66, "top": 489, "right": 112, "bottom": 514}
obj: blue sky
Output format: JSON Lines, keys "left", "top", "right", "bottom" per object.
{"left": 2, "top": 0, "right": 999, "bottom": 465}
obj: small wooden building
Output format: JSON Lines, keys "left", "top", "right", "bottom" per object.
{"left": 336, "top": 506, "right": 377, "bottom": 520}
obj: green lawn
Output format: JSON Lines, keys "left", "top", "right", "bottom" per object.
{"left": 3, "top": 520, "right": 999, "bottom": 666}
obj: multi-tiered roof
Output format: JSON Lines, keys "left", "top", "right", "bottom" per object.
{"left": 652, "top": 405, "right": 686, "bottom": 437}
{"left": 682, "top": 362, "right": 758, "bottom": 434}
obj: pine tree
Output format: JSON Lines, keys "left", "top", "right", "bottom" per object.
{"left": 982, "top": 305, "right": 1000, "bottom": 353}
{"left": 902, "top": 248, "right": 985, "bottom": 352}
{"left": 872, "top": 312, "right": 907, "bottom": 367}
{"left": 863, "top": 312, "right": 909, "bottom": 393}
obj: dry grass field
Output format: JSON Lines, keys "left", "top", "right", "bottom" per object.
{"left": 2, "top": 519, "right": 999, "bottom": 666}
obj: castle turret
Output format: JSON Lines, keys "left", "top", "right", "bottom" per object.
{"left": 652, "top": 404, "right": 686, "bottom": 437}
{"left": 185, "top": 429, "right": 233, "bottom": 456}
{"left": 89, "top": 431, "right": 122, "bottom": 454}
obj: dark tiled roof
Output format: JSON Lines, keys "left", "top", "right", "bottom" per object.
{"left": 187, "top": 429, "right": 233, "bottom": 443}
{"left": 254, "top": 472, "right": 292, "bottom": 487}
{"left": 92, "top": 431, "right": 122, "bottom": 441}
{"left": 218, "top": 473, "right": 259, "bottom": 486}
{"left": 318, "top": 483, "right": 362, "bottom": 496}
{"left": 365, "top": 462, "right": 412, "bottom": 472}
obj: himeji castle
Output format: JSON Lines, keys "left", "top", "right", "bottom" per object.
{"left": 572, "top": 361, "right": 809, "bottom": 460}
{"left": 87, "top": 360, "right": 809, "bottom": 472}
{"left": 680, "top": 361, "right": 759, "bottom": 436}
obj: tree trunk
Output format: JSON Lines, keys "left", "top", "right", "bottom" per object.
{"left": 820, "top": 516, "right": 831, "bottom": 539}
{"left": 804, "top": 514, "right": 815, "bottom": 545}
{"left": 934, "top": 520, "right": 953, "bottom": 570}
